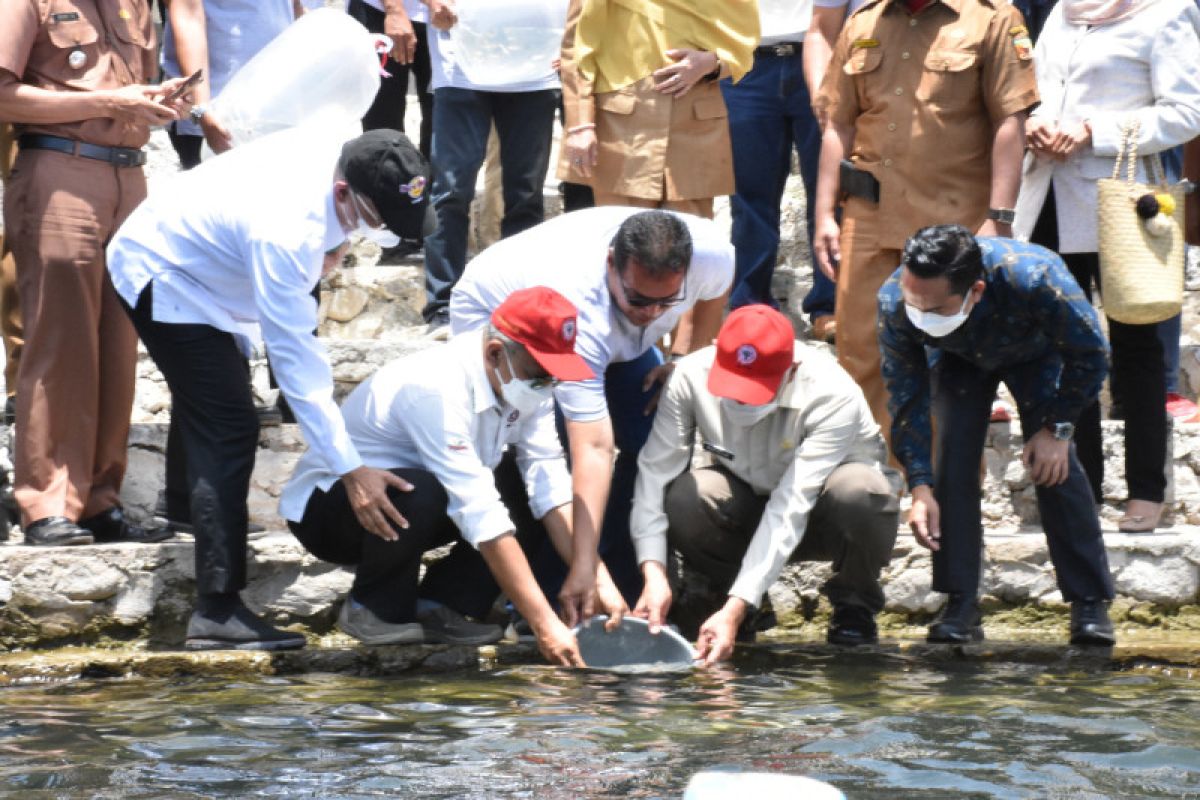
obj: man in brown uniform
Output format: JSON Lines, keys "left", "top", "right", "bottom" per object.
{"left": 0, "top": 0, "right": 182, "bottom": 545}
{"left": 811, "top": 0, "right": 1038, "bottom": 438}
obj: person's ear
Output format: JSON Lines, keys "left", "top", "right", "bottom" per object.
{"left": 971, "top": 279, "right": 986, "bottom": 302}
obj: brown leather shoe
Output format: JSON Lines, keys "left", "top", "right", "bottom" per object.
{"left": 1117, "top": 499, "right": 1164, "bottom": 533}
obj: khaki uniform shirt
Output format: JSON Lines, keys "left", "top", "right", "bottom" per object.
{"left": 631, "top": 342, "right": 901, "bottom": 607}
{"left": 558, "top": 0, "right": 735, "bottom": 201}
{"left": 0, "top": 0, "right": 157, "bottom": 148}
{"left": 817, "top": 0, "right": 1039, "bottom": 249}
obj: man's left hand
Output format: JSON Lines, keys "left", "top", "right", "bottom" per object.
{"left": 1022, "top": 427, "right": 1071, "bottom": 487}
{"left": 976, "top": 219, "right": 1012, "bottom": 238}
{"left": 641, "top": 361, "right": 675, "bottom": 415}
{"left": 385, "top": 10, "right": 418, "bottom": 64}
{"left": 696, "top": 599, "right": 746, "bottom": 666}
{"left": 341, "top": 466, "right": 414, "bottom": 541}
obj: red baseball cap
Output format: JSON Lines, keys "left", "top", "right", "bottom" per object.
{"left": 707, "top": 305, "right": 796, "bottom": 405}
{"left": 491, "top": 287, "right": 595, "bottom": 382}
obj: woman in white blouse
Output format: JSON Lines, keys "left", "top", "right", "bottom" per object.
{"left": 1013, "top": 0, "right": 1200, "bottom": 532}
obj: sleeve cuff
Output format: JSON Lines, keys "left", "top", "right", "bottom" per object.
{"left": 1088, "top": 113, "right": 1124, "bottom": 156}
{"left": 727, "top": 576, "right": 767, "bottom": 610}
{"left": 632, "top": 526, "right": 668, "bottom": 567}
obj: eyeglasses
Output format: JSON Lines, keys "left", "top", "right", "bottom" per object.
{"left": 614, "top": 271, "right": 687, "bottom": 309}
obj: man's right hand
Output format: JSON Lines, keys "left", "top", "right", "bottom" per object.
{"left": 632, "top": 561, "right": 672, "bottom": 634}
{"left": 909, "top": 484, "right": 941, "bottom": 551}
{"left": 427, "top": 0, "right": 457, "bottom": 30}
{"left": 557, "top": 561, "right": 597, "bottom": 627}
{"left": 534, "top": 617, "right": 587, "bottom": 667}
{"left": 341, "top": 465, "right": 414, "bottom": 542}
{"left": 385, "top": 10, "right": 418, "bottom": 64}
{"left": 813, "top": 213, "right": 841, "bottom": 281}
{"left": 106, "top": 85, "right": 178, "bottom": 127}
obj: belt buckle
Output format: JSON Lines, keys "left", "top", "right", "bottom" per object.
{"left": 771, "top": 43, "right": 794, "bottom": 57}
{"left": 112, "top": 149, "right": 137, "bottom": 167}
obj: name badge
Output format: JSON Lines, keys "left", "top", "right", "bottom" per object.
{"left": 702, "top": 441, "right": 735, "bottom": 460}
{"left": 51, "top": 11, "right": 81, "bottom": 21}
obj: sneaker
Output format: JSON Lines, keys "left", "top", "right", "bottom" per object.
{"left": 23, "top": 516, "right": 93, "bottom": 547}
{"left": 185, "top": 604, "right": 306, "bottom": 651}
{"left": 1167, "top": 392, "right": 1200, "bottom": 420}
{"left": 416, "top": 604, "right": 503, "bottom": 645}
{"left": 338, "top": 599, "right": 424, "bottom": 645}
{"left": 827, "top": 605, "right": 879, "bottom": 646}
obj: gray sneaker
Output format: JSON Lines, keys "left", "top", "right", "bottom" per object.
{"left": 417, "top": 604, "right": 503, "bottom": 645}
{"left": 338, "top": 599, "right": 424, "bottom": 646}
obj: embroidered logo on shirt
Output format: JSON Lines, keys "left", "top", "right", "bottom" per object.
{"left": 736, "top": 344, "right": 758, "bottom": 366}
{"left": 1011, "top": 33, "right": 1033, "bottom": 60}
{"left": 400, "top": 176, "right": 427, "bottom": 202}
{"left": 508, "top": 409, "right": 520, "bottom": 424}
{"left": 448, "top": 438, "right": 469, "bottom": 452}
{"left": 562, "top": 319, "right": 576, "bottom": 342}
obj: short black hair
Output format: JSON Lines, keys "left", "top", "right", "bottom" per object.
{"left": 610, "top": 211, "right": 692, "bottom": 278}
{"left": 902, "top": 224, "right": 984, "bottom": 297}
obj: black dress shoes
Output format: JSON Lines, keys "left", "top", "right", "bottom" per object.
{"left": 79, "top": 507, "right": 173, "bottom": 544}
{"left": 927, "top": 593, "right": 984, "bottom": 643}
{"left": 827, "top": 605, "right": 879, "bottom": 646}
{"left": 24, "top": 516, "right": 93, "bottom": 546}
{"left": 1070, "top": 599, "right": 1116, "bottom": 646}
{"left": 185, "top": 604, "right": 306, "bottom": 651}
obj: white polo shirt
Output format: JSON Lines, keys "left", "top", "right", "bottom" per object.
{"left": 449, "top": 206, "right": 735, "bottom": 423}
{"left": 280, "top": 330, "right": 573, "bottom": 546}
{"left": 107, "top": 126, "right": 362, "bottom": 480}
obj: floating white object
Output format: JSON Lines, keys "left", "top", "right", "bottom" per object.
{"left": 684, "top": 771, "right": 846, "bottom": 800}
{"left": 450, "top": 0, "right": 567, "bottom": 88}
{"left": 572, "top": 616, "right": 697, "bottom": 672}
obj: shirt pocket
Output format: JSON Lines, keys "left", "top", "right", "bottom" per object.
{"left": 843, "top": 47, "right": 884, "bottom": 106}
{"left": 916, "top": 49, "right": 978, "bottom": 108}
{"left": 109, "top": 1, "right": 151, "bottom": 48}
{"left": 44, "top": 5, "right": 101, "bottom": 76}
{"left": 692, "top": 95, "right": 728, "bottom": 121}
{"left": 596, "top": 90, "right": 637, "bottom": 115}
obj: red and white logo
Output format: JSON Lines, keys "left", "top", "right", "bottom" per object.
{"left": 561, "top": 318, "right": 576, "bottom": 342}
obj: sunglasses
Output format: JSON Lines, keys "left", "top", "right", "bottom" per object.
{"left": 614, "top": 271, "right": 687, "bottom": 309}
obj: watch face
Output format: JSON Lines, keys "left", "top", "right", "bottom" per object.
{"left": 1054, "top": 422, "right": 1074, "bottom": 440}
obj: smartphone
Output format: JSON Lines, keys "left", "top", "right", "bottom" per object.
{"left": 162, "top": 68, "right": 204, "bottom": 105}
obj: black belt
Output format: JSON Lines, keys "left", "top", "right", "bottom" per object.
{"left": 754, "top": 41, "right": 802, "bottom": 58}
{"left": 18, "top": 134, "right": 147, "bottom": 167}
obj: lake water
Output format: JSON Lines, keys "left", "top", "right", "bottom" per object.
{"left": 2, "top": 650, "right": 1198, "bottom": 798}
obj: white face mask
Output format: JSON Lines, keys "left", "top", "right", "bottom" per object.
{"left": 498, "top": 349, "right": 553, "bottom": 420}
{"left": 905, "top": 291, "right": 973, "bottom": 338}
{"left": 720, "top": 397, "right": 778, "bottom": 427}
{"left": 350, "top": 191, "right": 400, "bottom": 248}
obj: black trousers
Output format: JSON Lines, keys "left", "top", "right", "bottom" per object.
{"left": 123, "top": 284, "right": 259, "bottom": 594}
{"left": 289, "top": 452, "right": 552, "bottom": 622}
{"left": 348, "top": 0, "right": 434, "bottom": 159}
{"left": 931, "top": 352, "right": 1114, "bottom": 601}
{"left": 1031, "top": 186, "right": 1168, "bottom": 503}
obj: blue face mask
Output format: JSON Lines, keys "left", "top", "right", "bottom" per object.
{"left": 905, "top": 292, "right": 973, "bottom": 338}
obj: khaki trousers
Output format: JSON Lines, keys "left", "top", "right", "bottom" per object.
{"left": 592, "top": 190, "right": 714, "bottom": 220}
{"left": 834, "top": 198, "right": 902, "bottom": 445}
{"left": 3, "top": 149, "right": 143, "bottom": 524}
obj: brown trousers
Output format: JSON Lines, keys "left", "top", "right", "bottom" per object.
{"left": 834, "top": 198, "right": 902, "bottom": 446}
{"left": 1, "top": 124, "right": 21, "bottom": 394}
{"left": 3, "top": 149, "right": 143, "bottom": 524}
{"left": 592, "top": 191, "right": 714, "bottom": 220}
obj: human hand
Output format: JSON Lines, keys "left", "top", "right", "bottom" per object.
{"left": 341, "top": 465, "right": 413, "bottom": 541}
{"left": 652, "top": 49, "right": 718, "bottom": 97}
{"left": 198, "top": 110, "right": 233, "bottom": 154}
{"left": 976, "top": 219, "right": 1012, "bottom": 239}
{"left": 909, "top": 484, "right": 941, "bottom": 551}
{"left": 813, "top": 213, "right": 842, "bottom": 281}
{"left": 696, "top": 600, "right": 745, "bottom": 666}
{"left": 632, "top": 562, "right": 672, "bottom": 634}
{"left": 1022, "top": 427, "right": 1070, "bottom": 486}
{"left": 641, "top": 361, "right": 676, "bottom": 415}
{"left": 564, "top": 127, "right": 598, "bottom": 179}
{"left": 105, "top": 84, "right": 178, "bottom": 126}
{"left": 427, "top": 0, "right": 457, "bottom": 30}
{"left": 1025, "top": 116, "right": 1058, "bottom": 156}
{"left": 557, "top": 561, "right": 598, "bottom": 627}
{"left": 595, "top": 567, "right": 628, "bottom": 632}
{"left": 1049, "top": 121, "right": 1091, "bottom": 160}
{"left": 534, "top": 617, "right": 587, "bottom": 667}
{"left": 385, "top": 10, "right": 418, "bottom": 64}
{"left": 156, "top": 75, "right": 196, "bottom": 117}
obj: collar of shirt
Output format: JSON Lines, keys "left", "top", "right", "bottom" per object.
{"left": 885, "top": 0, "right": 967, "bottom": 14}
{"left": 460, "top": 329, "right": 502, "bottom": 417}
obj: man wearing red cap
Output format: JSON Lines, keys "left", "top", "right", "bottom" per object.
{"left": 282, "top": 287, "right": 612, "bottom": 666}
{"left": 630, "top": 304, "right": 901, "bottom": 663}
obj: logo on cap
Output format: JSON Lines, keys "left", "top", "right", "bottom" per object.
{"left": 561, "top": 319, "right": 576, "bottom": 343}
{"left": 736, "top": 344, "right": 758, "bottom": 366}
{"left": 400, "top": 176, "right": 427, "bottom": 203}
{"left": 508, "top": 409, "right": 520, "bottom": 424}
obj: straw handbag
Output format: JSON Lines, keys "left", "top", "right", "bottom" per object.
{"left": 1096, "top": 120, "right": 1185, "bottom": 325}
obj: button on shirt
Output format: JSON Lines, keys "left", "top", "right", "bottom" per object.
{"left": 107, "top": 126, "right": 361, "bottom": 479}
{"left": 816, "top": 0, "right": 1039, "bottom": 249}
{"left": 280, "top": 331, "right": 573, "bottom": 545}
{"left": 450, "top": 206, "right": 734, "bottom": 423}
{"left": 878, "top": 237, "right": 1109, "bottom": 489}
{"left": 632, "top": 343, "right": 899, "bottom": 607}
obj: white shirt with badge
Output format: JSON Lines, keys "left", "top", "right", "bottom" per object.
{"left": 631, "top": 342, "right": 901, "bottom": 608}
{"left": 107, "top": 126, "right": 362, "bottom": 480}
{"left": 280, "top": 330, "right": 573, "bottom": 547}
{"left": 449, "top": 206, "right": 735, "bottom": 424}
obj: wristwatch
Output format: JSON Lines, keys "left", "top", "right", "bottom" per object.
{"left": 1047, "top": 421, "right": 1075, "bottom": 441}
{"left": 987, "top": 207, "right": 1016, "bottom": 224}
{"left": 189, "top": 104, "right": 208, "bottom": 124}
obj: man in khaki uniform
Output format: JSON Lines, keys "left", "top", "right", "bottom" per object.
{"left": 0, "top": 0, "right": 180, "bottom": 545}
{"left": 811, "top": 0, "right": 1038, "bottom": 438}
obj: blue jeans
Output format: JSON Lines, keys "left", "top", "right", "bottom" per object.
{"left": 721, "top": 49, "right": 834, "bottom": 319}
{"left": 422, "top": 87, "right": 558, "bottom": 321}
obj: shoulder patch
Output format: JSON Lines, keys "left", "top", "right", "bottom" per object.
{"left": 1011, "top": 34, "right": 1033, "bottom": 60}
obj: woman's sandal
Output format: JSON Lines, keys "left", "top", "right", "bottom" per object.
{"left": 1117, "top": 500, "right": 1164, "bottom": 533}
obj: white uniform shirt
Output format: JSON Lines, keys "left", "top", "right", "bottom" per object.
{"left": 107, "top": 127, "right": 362, "bottom": 480}
{"left": 757, "top": 0, "right": 813, "bottom": 44}
{"left": 631, "top": 343, "right": 900, "bottom": 607}
{"left": 280, "top": 331, "right": 573, "bottom": 545}
{"left": 450, "top": 206, "right": 734, "bottom": 423}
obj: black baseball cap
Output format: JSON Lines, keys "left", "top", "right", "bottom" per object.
{"left": 338, "top": 129, "right": 437, "bottom": 240}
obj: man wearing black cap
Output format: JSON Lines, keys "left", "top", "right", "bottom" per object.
{"left": 108, "top": 127, "right": 436, "bottom": 650}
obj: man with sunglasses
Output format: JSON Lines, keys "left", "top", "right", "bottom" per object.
{"left": 107, "top": 128, "right": 437, "bottom": 651}
{"left": 283, "top": 287, "right": 604, "bottom": 665}
{"left": 450, "top": 207, "right": 734, "bottom": 626}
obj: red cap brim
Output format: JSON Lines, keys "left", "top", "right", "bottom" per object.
{"left": 707, "top": 361, "right": 783, "bottom": 405}
{"left": 529, "top": 348, "right": 595, "bottom": 382}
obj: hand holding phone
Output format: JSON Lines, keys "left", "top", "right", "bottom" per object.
{"left": 162, "top": 68, "right": 204, "bottom": 105}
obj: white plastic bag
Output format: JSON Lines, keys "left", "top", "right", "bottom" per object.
{"left": 202, "top": 7, "right": 382, "bottom": 160}
{"left": 450, "top": 0, "right": 567, "bottom": 88}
